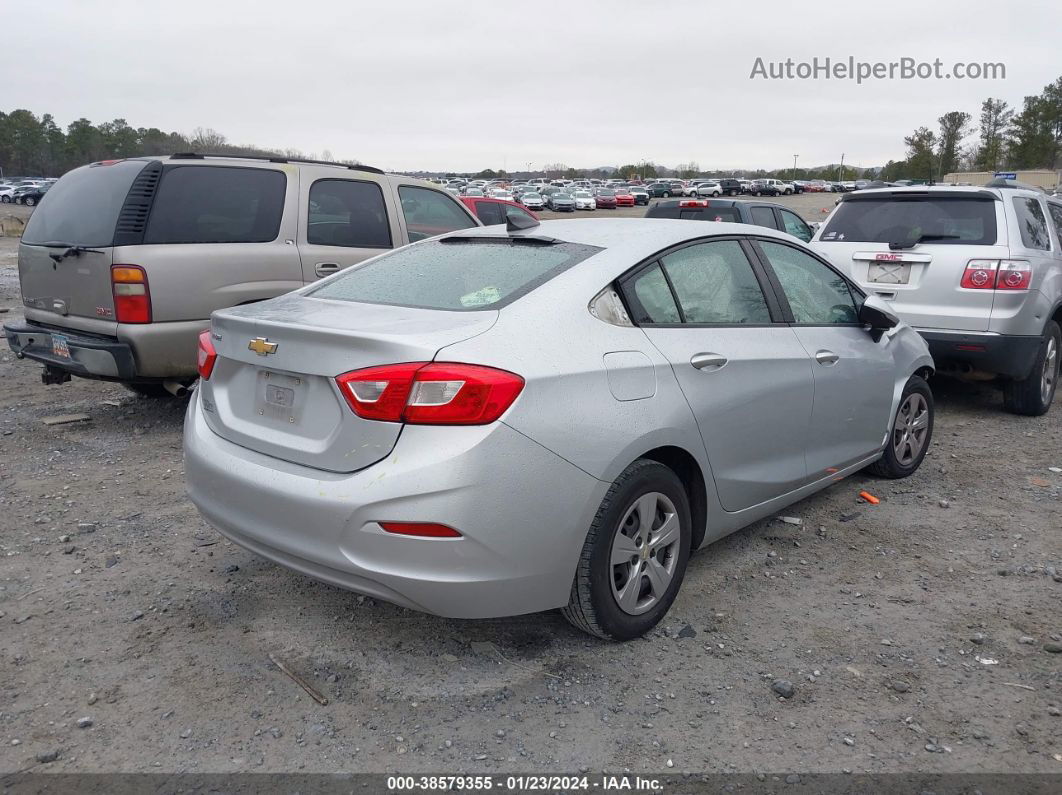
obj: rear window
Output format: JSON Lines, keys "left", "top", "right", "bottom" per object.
{"left": 1012, "top": 197, "right": 1051, "bottom": 251}
{"left": 22, "top": 160, "right": 146, "bottom": 247}
{"left": 647, "top": 205, "right": 742, "bottom": 222}
{"left": 308, "top": 238, "right": 601, "bottom": 311}
{"left": 820, "top": 196, "right": 997, "bottom": 246}
{"left": 143, "top": 166, "right": 286, "bottom": 244}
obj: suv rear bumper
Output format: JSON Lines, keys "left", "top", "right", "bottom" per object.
{"left": 917, "top": 329, "right": 1041, "bottom": 380}
{"left": 4, "top": 321, "right": 137, "bottom": 380}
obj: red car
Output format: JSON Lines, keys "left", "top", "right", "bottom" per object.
{"left": 459, "top": 196, "right": 539, "bottom": 226}
{"left": 614, "top": 189, "right": 636, "bottom": 207}
{"left": 594, "top": 189, "right": 618, "bottom": 209}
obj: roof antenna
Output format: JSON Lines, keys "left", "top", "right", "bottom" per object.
{"left": 506, "top": 210, "right": 540, "bottom": 233}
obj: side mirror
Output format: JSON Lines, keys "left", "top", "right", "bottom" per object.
{"left": 808, "top": 221, "right": 821, "bottom": 233}
{"left": 859, "top": 294, "right": 899, "bottom": 339}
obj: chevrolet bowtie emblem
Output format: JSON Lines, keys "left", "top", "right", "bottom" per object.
{"left": 248, "top": 337, "right": 278, "bottom": 356}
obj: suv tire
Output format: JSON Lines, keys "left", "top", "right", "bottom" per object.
{"left": 1003, "top": 320, "right": 1060, "bottom": 416}
{"left": 867, "top": 375, "right": 934, "bottom": 478}
{"left": 562, "top": 460, "right": 691, "bottom": 641}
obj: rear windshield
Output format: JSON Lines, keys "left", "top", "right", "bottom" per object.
{"left": 21, "top": 160, "right": 146, "bottom": 247}
{"left": 820, "top": 197, "right": 997, "bottom": 245}
{"left": 308, "top": 238, "right": 601, "bottom": 311}
{"left": 647, "top": 205, "right": 742, "bottom": 222}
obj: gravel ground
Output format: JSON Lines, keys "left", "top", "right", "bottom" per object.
{"left": 1, "top": 201, "right": 1061, "bottom": 776}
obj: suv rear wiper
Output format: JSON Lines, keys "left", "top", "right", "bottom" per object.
{"left": 888, "top": 234, "right": 959, "bottom": 250}
{"left": 40, "top": 243, "right": 106, "bottom": 262}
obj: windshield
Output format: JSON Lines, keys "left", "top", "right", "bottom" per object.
{"left": 554, "top": 193, "right": 572, "bottom": 200}
{"left": 309, "top": 239, "right": 602, "bottom": 311}
{"left": 597, "top": 190, "right": 615, "bottom": 197}
{"left": 820, "top": 196, "right": 998, "bottom": 245}
{"left": 22, "top": 159, "right": 147, "bottom": 247}
{"left": 574, "top": 191, "right": 591, "bottom": 198}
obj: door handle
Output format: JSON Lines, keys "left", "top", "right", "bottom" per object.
{"left": 691, "top": 352, "right": 728, "bottom": 371}
{"left": 815, "top": 349, "right": 840, "bottom": 366}
{"left": 314, "top": 262, "right": 341, "bottom": 278}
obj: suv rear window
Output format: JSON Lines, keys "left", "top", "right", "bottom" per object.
{"left": 646, "top": 204, "right": 741, "bottom": 222}
{"left": 819, "top": 196, "right": 997, "bottom": 246}
{"left": 143, "top": 166, "right": 286, "bottom": 244}
{"left": 22, "top": 160, "right": 147, "bottom": 247}
{"left": 308, "top": 238, "right": 601, "bottom": 311}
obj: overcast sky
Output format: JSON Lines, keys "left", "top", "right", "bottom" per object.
{"left": 8, "top": 0, "right": 1060, "bottom": 172}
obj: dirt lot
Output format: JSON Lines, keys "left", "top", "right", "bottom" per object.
{"left": 1, "top": 200, "right": 1060, "bottom": 776}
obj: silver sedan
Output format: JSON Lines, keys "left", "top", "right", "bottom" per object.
{"left": 184, "top": 218, "right": 935, "bottom": 640}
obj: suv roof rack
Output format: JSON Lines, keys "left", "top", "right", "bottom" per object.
{"left": 984, "top": 177, "right": 1042, "bottom": 191}
{"left": 169, "top": 152, "right": 385, "bottom": 174}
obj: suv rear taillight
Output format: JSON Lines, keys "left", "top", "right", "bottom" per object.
{"left": 111, "top": 265, "right": 151, "bottom": 323}
{"left": 197, "top": 331, "right": 217, "bottom": 380}
{"left": 960, "top": 259, "right": 1031, "bottom": 290}
{"left": 336, "top": 362, "right": 524, "bottom": 425}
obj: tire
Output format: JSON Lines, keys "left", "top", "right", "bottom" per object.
{"left": 562, "top": 459, "right": 692, "bottom": 641}
{"left": 0, "top": 196, "right": 9, "bottom": 203}
{"left": 784, "top": 189, "right": 793, "bottom": 195}
{"left": 713, "top": 191, "right": 721, "bottom": 197}
{"left": 1003, "top": 320, "right": 1060, "bottom": 416}
{"left": 866, "top": 375, "right": 934, "bottom": 478}
{"left": 662, "top": 191, "right": 671, "bottom": 198}
{"left": 25, "top": 197, "right": 36, "bottom": 206}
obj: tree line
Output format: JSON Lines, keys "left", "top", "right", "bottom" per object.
{"left": 0, "top": 111, "right": 353, "bottom": 177}
{"left": 883, "top": 75, "right": 1062, "bottom": 182}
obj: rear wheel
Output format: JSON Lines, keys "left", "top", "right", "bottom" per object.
{"left": 562, "top": 460, "right": 691, "bottom": 641}
{"left": 1003, "top": 320, "right": 1060, "bottom": 416}
{"left": 24, "top": 197, "right": 35, "bottom": 206}
{"left": 0, "top": 196, "right": 9, "bottom": 203}
{"left": 662, "top": 191, "right": 671, "bottom": 198}
{"left": 867, "top": 375, "right": 933, "bottom": 478}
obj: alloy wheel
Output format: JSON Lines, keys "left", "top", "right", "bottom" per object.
{"left": 609, "top": 492, "right": 681, "bottom": 616}
{"left": 892, "top": 393, "right": 929, "bottom": 465}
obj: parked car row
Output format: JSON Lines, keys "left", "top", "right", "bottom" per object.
{"left": 0, "top": 180, "right": 54, "bottom": 205}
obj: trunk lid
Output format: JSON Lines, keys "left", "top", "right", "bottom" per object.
{"left": 201, "top": 292, "right": 498, "bottom": 472}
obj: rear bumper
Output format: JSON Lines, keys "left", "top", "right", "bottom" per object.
{"left": 918, "top": 329, "right": 1041, "bottom": 379}
{"left": 4, "top": 320, "right": 137, "bottom": 380}
{"left": 184, "top": 390, "right": 607, "bottom": 618}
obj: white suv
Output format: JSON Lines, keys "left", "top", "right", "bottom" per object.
{"left": 811, "top": 181, "right": 1062, "bottom": 415}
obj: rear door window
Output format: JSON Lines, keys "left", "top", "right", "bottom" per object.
{"left": 819, "top": 196, "right": 997, "bottom": 245}
{"left": 309, "top": 239, "right": 600, "bottom": 311}
{"left": 629, "top": 264, "right": 681, "bottom": 324}
{"left": 474, "top": 200, "right": 506, "bottom": 226}
{"left": 307, "top": 179, "right": 391, "bottom": 248}
{"left": 144, "top": 166, "right": 286, "bottom": 244}
{"left": 751, "top": 206, "right": 778, "bottom": 229}
{"left": 1012, "top": 197, "right": 1051, "bottom": 251}
{"left": 399, "top": 186, "right": 477, "bottom": 242}
{"left": 659, "top": 240, "right": 771, "bottom": 324}
{"left": 1048, "top": 203, "right": 1062, "bottom": 243}
{"left": 21, "top": 159, "right": 147, "bottom": 247}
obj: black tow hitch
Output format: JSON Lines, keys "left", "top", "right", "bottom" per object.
{"left": 41, "top": 366, "right": 72, "bottom": 385}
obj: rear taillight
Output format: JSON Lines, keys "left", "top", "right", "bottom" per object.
{"left": 960, "top": 259, "right": 1030, "bottom": 290}
{"left": 111, "top": 265, "right": 151, "bottom": 323}
{"left": 995, "top": 261, "right": 1032, "bottom": 290}
{"left": 197, "top": 330, "right": 217, "bottom": 380}
{"left": 336, "top": 362, "right": 524, "bottom": 425}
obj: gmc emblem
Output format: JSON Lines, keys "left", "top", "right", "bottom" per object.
{"left": 875, "top": 253, "right": 903, "bottom": 261}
